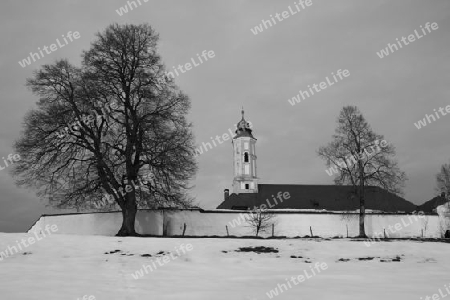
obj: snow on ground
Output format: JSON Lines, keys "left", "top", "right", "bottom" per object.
{"left": 0, "top": 232, "right": 449, "bottom": 300}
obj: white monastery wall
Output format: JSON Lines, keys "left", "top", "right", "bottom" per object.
{"left": 28, "top": 209, "right": 446, "bottom": 238}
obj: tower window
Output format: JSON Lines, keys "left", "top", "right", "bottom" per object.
{"left": 244, "top": 142, "right": 249, "bottom": 150}
{"left": 245, "top": 184, "right": 249, "bottom": 190}
{"left": 244, "top": 152, "right": 249, "bottom": 162}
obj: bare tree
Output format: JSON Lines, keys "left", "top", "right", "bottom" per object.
{"left": 437, "top": 202, "right": 450, "bottom": 238}
{"left": 438, "top": 217, "right": 450, "bottom": 238}
{"left": 245, "top": 209, "right": 277, "bottom": 237}
{"left": 421, "top": 214, "right": 429, "bottom": 237}
{"left": 317, "top": 106, "right": 407, "bottom": 238}
{"left": 436, "top": 161, "right": 450, "bottom": 196}
{"left": 436, "top": 164, "right": 450, "bottom": 238}
{"left": 340, "top": 209, "right": 358, "bottom": 237}
{"left": 12, "top": 23, "right": 197, "bottom": 236}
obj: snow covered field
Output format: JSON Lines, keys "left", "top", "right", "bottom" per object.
{"left": 0, "top": 232, "right": 449, "bottom": 300}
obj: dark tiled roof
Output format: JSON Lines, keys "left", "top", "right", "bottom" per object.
{"left": 216, "top": 184, "right": 416, "bottom": 212}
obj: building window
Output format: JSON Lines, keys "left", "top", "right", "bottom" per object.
{"left": 245, "top": 184, "right": 249, "bottom": 190}
{"left": 244, "top": 152, "right": 249, "bottom": 162}
{"left": 244, "top": 142, "right": 249, "bottom": 150}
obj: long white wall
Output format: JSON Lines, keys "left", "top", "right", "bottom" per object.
{"left": 27, "top": 209, "right": 448, "bottom": 238}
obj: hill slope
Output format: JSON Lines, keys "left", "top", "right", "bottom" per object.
{"left": 418, "top": 196, "right": 448, "bottom": 212}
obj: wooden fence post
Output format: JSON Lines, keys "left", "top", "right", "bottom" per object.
{"left": 310, "top": 226, "right": 313, "bottom": 237}
{"left": 226, "top": 225, "right": 229, "bottom": 237}
{"left": 272, "top": 224, "right": 274, "bottom": 237}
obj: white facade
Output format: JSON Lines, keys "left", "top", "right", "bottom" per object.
{"left": 231, "top": 111, "right": 258, "bottom": 194}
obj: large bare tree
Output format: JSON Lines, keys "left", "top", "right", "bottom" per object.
{"left": 317, "top": 106, "right": 407, "bottom": 238}
{"left": 12, "top": 23, "right": 197, "bottom": 236}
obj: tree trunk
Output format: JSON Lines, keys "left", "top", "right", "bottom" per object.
{"left": 359, "top": 198, "right": 366, "bottom": 238}
{"left": 117, "top": 192, "right": 138, "bottom": 236}
{"left": 358, "top": 162, "right": 367, "bottom": 238}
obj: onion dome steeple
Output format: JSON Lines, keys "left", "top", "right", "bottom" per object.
{"left": 234, "top": 108, "right": 255, "bottom": 139}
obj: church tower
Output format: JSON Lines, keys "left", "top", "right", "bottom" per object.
{"left": 232, "top": 109, "right": 258, "bottom": 194}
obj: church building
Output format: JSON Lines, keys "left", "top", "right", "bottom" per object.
{"left": 217, "top": 110, "right": 417, "bottom": 213}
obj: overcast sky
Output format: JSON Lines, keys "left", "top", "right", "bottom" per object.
{"left": 1, "top": 0, "right": 449, "bottom": 232}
